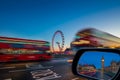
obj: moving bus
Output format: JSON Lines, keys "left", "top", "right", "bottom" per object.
{"left": 0, "top": 36, "right": 52, "bottom": 62}
{"left": 71, "top": 28, "right": 120, "bottom": 54}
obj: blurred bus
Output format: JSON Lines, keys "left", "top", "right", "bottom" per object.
{"left": 0, "top": 36, "right": 52, "bottom": 62}
{"left": 71, "top": 28, "right": 120, "bottom": 54}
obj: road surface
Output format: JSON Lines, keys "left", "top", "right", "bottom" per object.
{"left": 0, "top": 58, "right": 86, "bottom": 80}
{"left": 93, "top": 71, "right": 112, "bottom": 80}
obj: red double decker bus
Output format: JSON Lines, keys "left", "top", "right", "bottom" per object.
{"left": 0, "top": 36, "right": 52, "bottom": 62}
{"left": 71, "top": 28, "right": 120, "bottom": 54}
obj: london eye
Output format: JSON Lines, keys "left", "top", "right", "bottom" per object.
{"left": 52, "top": 30, "right": 65, "bottom": 53}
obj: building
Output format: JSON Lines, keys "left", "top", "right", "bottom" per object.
{"left": 104, "top": 60, "right": 120, "bottom": 73}
{"left": 110, "top": 60, "right": 120, "bottom": 73}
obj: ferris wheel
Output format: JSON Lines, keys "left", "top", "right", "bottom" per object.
{"left": 52, "top": 30, "right": 65, "bottom": 53}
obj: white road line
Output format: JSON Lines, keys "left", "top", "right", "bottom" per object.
{"left": 35, "top": 73, "right": 61, "bottom": 80}
{"left": 31, "top": 69, "right": 52, "bottom": 75}
{"left": 72, "top": 78, "right": 79, "bottom": 80}
{"left": 0, "top": 66, "right": 15, "bottom": 69}
{"left": 26, "top": 64, "right": 43, "bottom": 68}
{"left": 32, "top": 71, "right": 54, "bottom": 78}
{"left": 4, "top": 78, "right": 12, "bottom": 80}
{"left": 31, "top": 68, "right": 61, "bottom": 80}
{"left": 26, "top": 64, "right": 53, "bottom": 70}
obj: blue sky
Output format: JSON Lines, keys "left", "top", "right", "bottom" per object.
{"left": 0, "top": 0, "right": 120, "bottom": 49}
{"left": 79, "top": 51, "right": 120, "bottom": 69}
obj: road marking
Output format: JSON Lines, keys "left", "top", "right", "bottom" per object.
{"left": 32, "top": 71, "right": 54, "bottom": 78}
{"left": 35, "top": 73, "right": 61, "bottom": 80}
{"left": 26, "top": 64, "right": 53, "bottom": 69}
{"left": 0, "top": 66, "right": 15, "bottom": 69}
{"left": 31, "top": 69, "right": 51, "bottom": 74}
{"left": 31, "top": 69, "right": 61, "bottom": 80}
{"left": 72, "top": 78, "right": 79, "bottom": 80}
{"left": 26, "top": 64, "right": 43, "bottom": 68}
